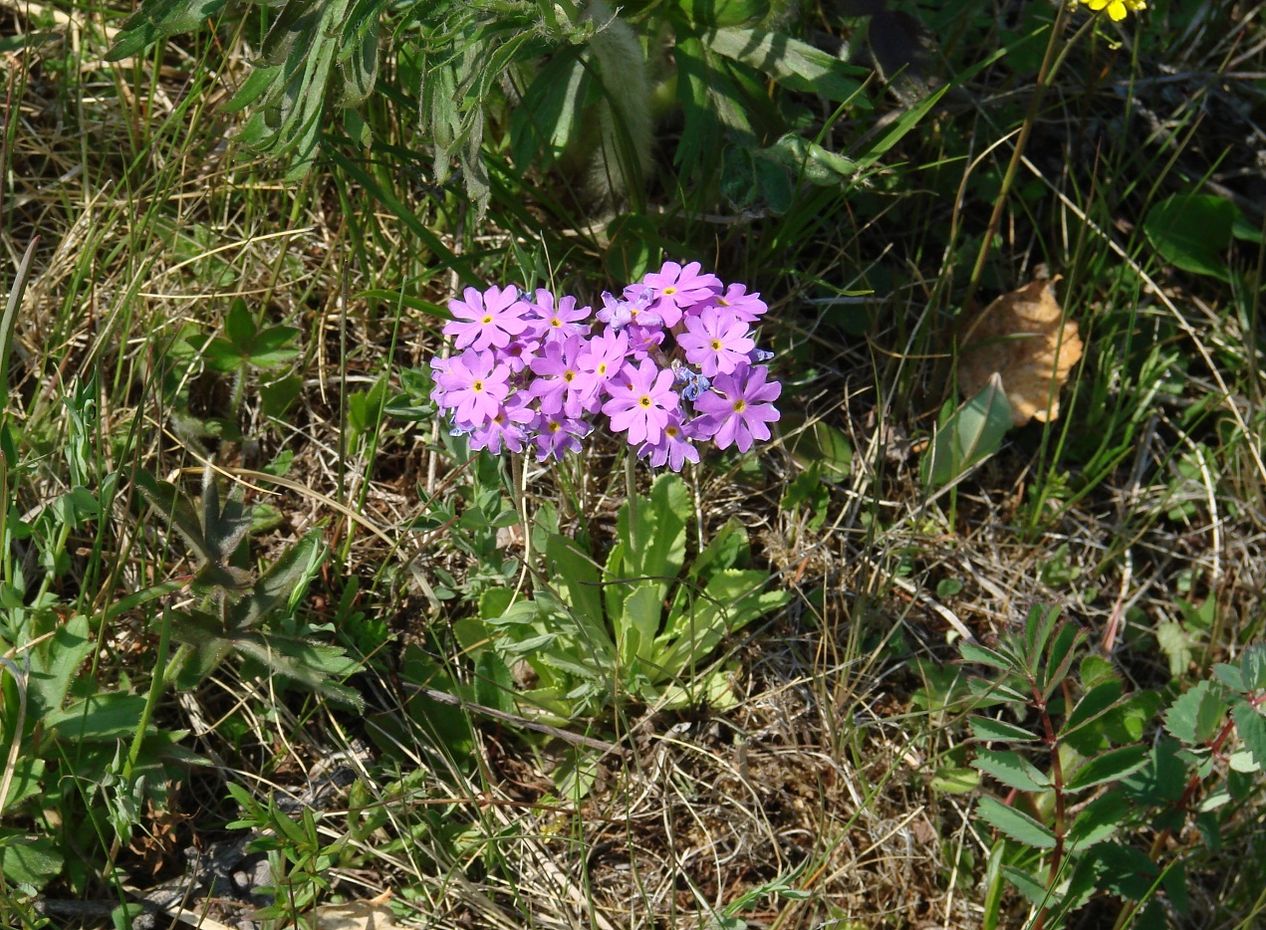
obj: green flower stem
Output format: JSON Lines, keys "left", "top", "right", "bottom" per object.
{"left": 123, "top": 607, "right": 172, "bottom": 786}
{"left": 964, "top": 4, "right": 1077, "bottom": 310}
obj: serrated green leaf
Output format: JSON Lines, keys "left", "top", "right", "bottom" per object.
{"left": 1002, "top": 865, "right": 1057, "bottom": 907}
{"left": 1065, "top": 744, "right": 1149, "bottom": 793}
{"left": 1164, "top": 680, "right": 1226, "bottom": 745}
{"left": 1241, "top": 645, "right": 1266, "bottom": 690}
{"left": 1232, "top": 700, "right": 1266, "bottom": 770}
{"left": 976, "top": 795, "right": 1055, "bottom": 848}
{"left": 1213, "top": 662, "right": 1245, "bottom": 692}
{"left": 959, "top": 642, "right": 1018, "bottom": 672}
{"left": 972, "top": 749, "right": 1049, "bottom": 792}
{"left": 969, "top": 715, "right": 1039, "bottom": 743}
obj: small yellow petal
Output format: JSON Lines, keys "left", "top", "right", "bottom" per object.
{"left": 1108, "top": 1, "right": 1126, "bottom": 19}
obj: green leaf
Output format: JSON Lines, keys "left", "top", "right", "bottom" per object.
{"left": 227, "top": 531, "right": 325, "bottom": 631}
{"left": 1232, "top": 700, "right": 1266, "bottom": 770}
{"left": 1002, "top": 865, "right": 1056, "bottom": 907}
{"left": 969, "top": 716, "right": 1039, "bottom": 743}
{"left": 958, "top": 642, "right": 1018, "bottom": 672}
{"left": 47, "top": 692, "right": 149, "bottom": 741}
{"left": 135, "top": 470, "right": 216, "bottom": 567}
{"left": 225, "top": 299, "right": 256, "bottom": 353}
{"left": 972, "top": 749, "right": 1049, "bottom": 792}
{"left": 1, "top": 758, "right": 44, "bottom": 809}
{"left": 510, "top": 51, "right": 587, "bottom": 170}
{"left": 234, "top": 632, "right": 364, "bottom": 709}
{"left": 0, "top": 831, "right": 63, "bottom": 889}
{"left": 1241, "top": 644, "right": 1266, "bottom": 690}
{"left": 1156, "top": 620, "right": 1196, "bottom": 678}
{"left": 1213, "top": 662, "right": 1245, "bottom": 693}
{"left": 1164, "top": 679, "right": 1226, "bottom": 745}
{"left": 929, "top": 765, "right": 979, "bottom": 794}
{"left": 976, "top": 795, "right": 1056, "bottom": 848}
{"left": 261, "top": 375, "right": 302, "bottom": 418}
{"left": 26, "top": 613, "right": 91, "bottom": 722}
{"left": 474, "top": 651, "right": 516, "bottom": 715}
{"left": 680, "top": 0, "right": 769, "bottom": 28}
{"left": 617, "top": 584, "right": 663, "bottom": 669}
{"left": 1065, "top": 744, "right": 1150, "bottom": 793}
{"left": 1040, "top": 622, "right": 1084, "bottom": 700}
{"left": 248, "top": 326, "right": 301, "bottom": 370}
{"left": 688, "top": 519, "right": 747, "bottom": 580}
{"left": 106, "top": 0, "right": 227, "bottom": 60}
{"left": 546, "top": 534, "right": 605, "bottom": 632}
{"left": 1067, "top": 791, "right": 1130, "bottom": 849}
{"left": 1143, "top": 193, "right": 1235, "bottom": 281}
{"left": 705, "top": 27, "right": 867, "bottom": 102}
{"left": 615, "top": 474, "right": 689, "bottom": 603}
{"left": 1061, "top": 680, "right": 1125, "bottom": 740}
{"left": 921, "top": 377, "right": 1013, "bottom": 487}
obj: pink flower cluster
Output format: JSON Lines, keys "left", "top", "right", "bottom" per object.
{"left": 429, "top": 261, "right": 781, "bottom": 470}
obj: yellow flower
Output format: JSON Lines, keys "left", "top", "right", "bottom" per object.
{"left": 1079, "top": 0, "right": 1147, "bottom": 20}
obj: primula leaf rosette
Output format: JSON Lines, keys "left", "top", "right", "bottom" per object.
{"left": 429, "top": 262, "right": 781, "bottom": 468}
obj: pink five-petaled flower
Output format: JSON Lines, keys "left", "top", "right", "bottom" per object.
{"left": 709, "top": 283, "right": 768, "bottom": 324}
{"left": 525, "top": 290, "right": 592, "bottom": 344}
{"left": 578, "top": 329, "right": 629, "bottom": 397}
{"left": 468, "top": 400, "right": 534, "bottom": 455}
{"left": 444, "top": 285, "right": 529, "bottom": 351}
{"left": 642, "top": 261, "right": 721, "bottom": 327}
{"left": 531, "top": 412, "right": 590, "bottom": 462}
{"left": 694, "top": 363, "right": 781, "bottom": 453}
{"left": 602, "top": 359, "right": 680, "bottom": 446}
{"left": 678, "top": 306, "right": 756, "bottom": 377}
{"left": 529, "top": 335, "right": 594, "bottom": 417}
{"left": 637, "top": 413, "right": 700, "bottom": 472}
{"left": 438, "top": 349, "right": 512, "bottom": 428}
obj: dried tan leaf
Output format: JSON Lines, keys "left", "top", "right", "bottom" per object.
{"left": 314, "top": 891, "right": 402, "bottom": 930}
{"left": 957, "top": 277, "right": 1084, "bottom": 427}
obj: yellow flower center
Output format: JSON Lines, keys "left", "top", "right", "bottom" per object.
{"left": 733, "top": 399, "right": 746, "bottom": 413}
{"left": 472, "top": 380, "right": 484, "bottom": 393}
{"left": 481, "top": 315, "right": 493, "bottom": 324}
{"left": 662, "top": 286, "right": 677, "bottom": 296}
{"left": 710, "top": 339, "right": 723, "bottom": 351}
{"left": 563, "top": 370, "right": 575, "bottom": 382}
{"left": 638, "top": 395, "right": 652, "bottom": 409}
